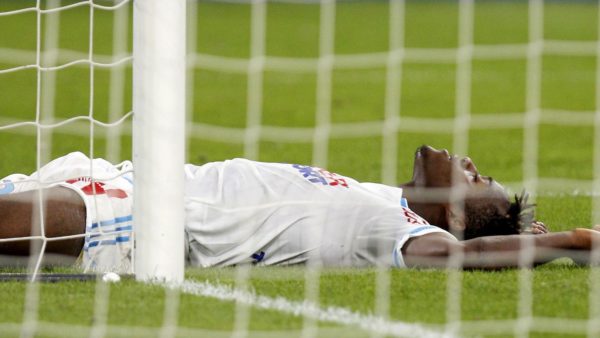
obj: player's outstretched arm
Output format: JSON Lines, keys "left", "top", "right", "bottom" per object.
{"left": 0, "top": 186, "right": 86, "bottom": 258}
{"left": 402, "top": 228, "right": 599, "bottom": 269}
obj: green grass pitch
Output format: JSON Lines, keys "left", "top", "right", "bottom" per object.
{"left": 0, "top": 0, "right": 599, "bottom": 337}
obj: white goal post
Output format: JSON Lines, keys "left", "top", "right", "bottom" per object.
{"left": 132, "top": 0, "right": 186, "bottom": 282}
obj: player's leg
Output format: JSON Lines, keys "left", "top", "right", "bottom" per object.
{"left": 0, "top": 186, "right": 86, "bottom": 257}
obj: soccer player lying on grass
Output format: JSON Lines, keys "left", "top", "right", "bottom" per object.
{"left": 0, "top": 145, "right": 598, "bottom": 273}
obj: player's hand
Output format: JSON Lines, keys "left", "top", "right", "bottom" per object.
{"left": 521, "top": 221, "right": 548, "bottom": 235}
{"left": 530, "top": 221, "right": 548, "bottom": 234}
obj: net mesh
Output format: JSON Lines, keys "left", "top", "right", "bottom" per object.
{"left": 0, "top": 0, "right": 599, "bottom": 337}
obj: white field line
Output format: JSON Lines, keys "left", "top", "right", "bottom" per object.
{"left": 175, "top": 279, "right": 454, "bottom": 338}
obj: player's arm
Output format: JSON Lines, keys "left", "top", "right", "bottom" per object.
{"left": 0, "top": 186, "right": 86, "bottom": 258}
{"left": 402, "top": 228, "right": 598, "bottom": 269}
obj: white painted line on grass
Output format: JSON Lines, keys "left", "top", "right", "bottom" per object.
{"left": 174, "top": 279, "right": 454, "bottom": 338}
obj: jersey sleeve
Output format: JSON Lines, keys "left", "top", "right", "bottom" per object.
{"left": 391, "top": 224, "right": 454, "bottom": 268}
{"left": 354, "top": 205, "right": 455, "bottom": 268}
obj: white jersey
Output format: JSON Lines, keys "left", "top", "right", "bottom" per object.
{"left": 184, "top": 158, "right": 452, "bottom": 268}
{"left": 0, "top": 153, "right": 452, "bottom": 272}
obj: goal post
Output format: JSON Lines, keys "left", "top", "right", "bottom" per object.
{"left": 132, "top": 0, "right": 186, "bottom": 282}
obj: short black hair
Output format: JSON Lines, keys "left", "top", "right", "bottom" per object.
{"left": 463, "top": 191, "right": 535, "bottom": 240}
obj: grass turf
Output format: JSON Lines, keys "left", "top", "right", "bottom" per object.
{"left": 0, "top": 0, "right": 599, "bottom": 337}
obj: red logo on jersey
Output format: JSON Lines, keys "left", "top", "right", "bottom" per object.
{"left": 66, "top": 178, "right": 128, "bottom": 199}
{"left": 402, "top": 207, "right": 428, "bottom": 225}
{"left": 318, "top": 169, "right": 349, "bottom": 188}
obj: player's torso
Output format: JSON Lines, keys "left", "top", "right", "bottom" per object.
{"left": 183, "top": 158, "right": 424, "bottom": 268}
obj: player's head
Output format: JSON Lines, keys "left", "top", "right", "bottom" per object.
{"left": 409, "top": 145, "right": 533, "bottom": 239}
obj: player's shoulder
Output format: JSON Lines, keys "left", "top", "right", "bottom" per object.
{"left": 55, "top": 151, "right": 90, "bottom": 163}
{"left": 359, "top": 182, "right": 403, "bottom": 203}
{"left": 33, "top": 151, "right": 91, "bottom": 173}
{"left": 198, "top": 158, "right": 291, "bottom": 171}
{"left": 184, "top": 158, "right": 251, "bottom": 179}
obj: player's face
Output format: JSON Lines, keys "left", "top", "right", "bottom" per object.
{"left": 411, "top": 145, "right": 506, "bottom": 199}
{"left": 409, "top": 145, "right": 515, "bottom": 237}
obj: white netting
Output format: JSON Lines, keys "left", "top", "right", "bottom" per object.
{"left": 0, "top": 2, "right": 134, "bottom": 338}
{"left": 0, "top": 0, "right": 599, "bottom": 337}
{"left": 0, "top": 0, "right": 133, "bottom": 274}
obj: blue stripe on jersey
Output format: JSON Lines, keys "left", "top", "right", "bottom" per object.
{"left": 0, "top": 180, "right": 15, "bottom": 195}
{"left": 99, "top": 237, "right": 129, "bottom": 245}
{"left": 86, "top": 225, "right": 132, "bottom": 239}
{"left": 122, "top": 174, "right": 133, "bottom": 185}
{"left": 84, "top": 236, "right": 130, "bottom": 251}
{"left": 400, "top": 198, "right": 408, "bottom": 208}
{"left": 90, "top": 214, "right": 133, "bottom": 229}
{"left": 409, "top": 225, "right": 436, "bottom": 235}
{"left": 115, "top": 225, "right": 132, "bottom": 232}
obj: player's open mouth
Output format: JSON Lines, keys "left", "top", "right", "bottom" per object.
{"left": 415, "top": 145, "right": 431, "bottom": 158}
{"left": 416, "top": 145, "right": 451, "bottom": 160}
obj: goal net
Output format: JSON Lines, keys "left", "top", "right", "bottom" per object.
{"left": 0, "top": 0, "right": 599, "bottom": 337}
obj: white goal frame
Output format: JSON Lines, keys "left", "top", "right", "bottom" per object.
{"left": 132, "top": 0, "right": 186, "bottom": 282}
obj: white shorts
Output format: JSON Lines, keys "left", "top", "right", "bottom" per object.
{"left": 1, "top": 152, "right": 134, "bottom": 273}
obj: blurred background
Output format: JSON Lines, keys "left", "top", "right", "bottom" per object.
{"left": 0, "top": 0, "right": 597, "bottom": 202}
